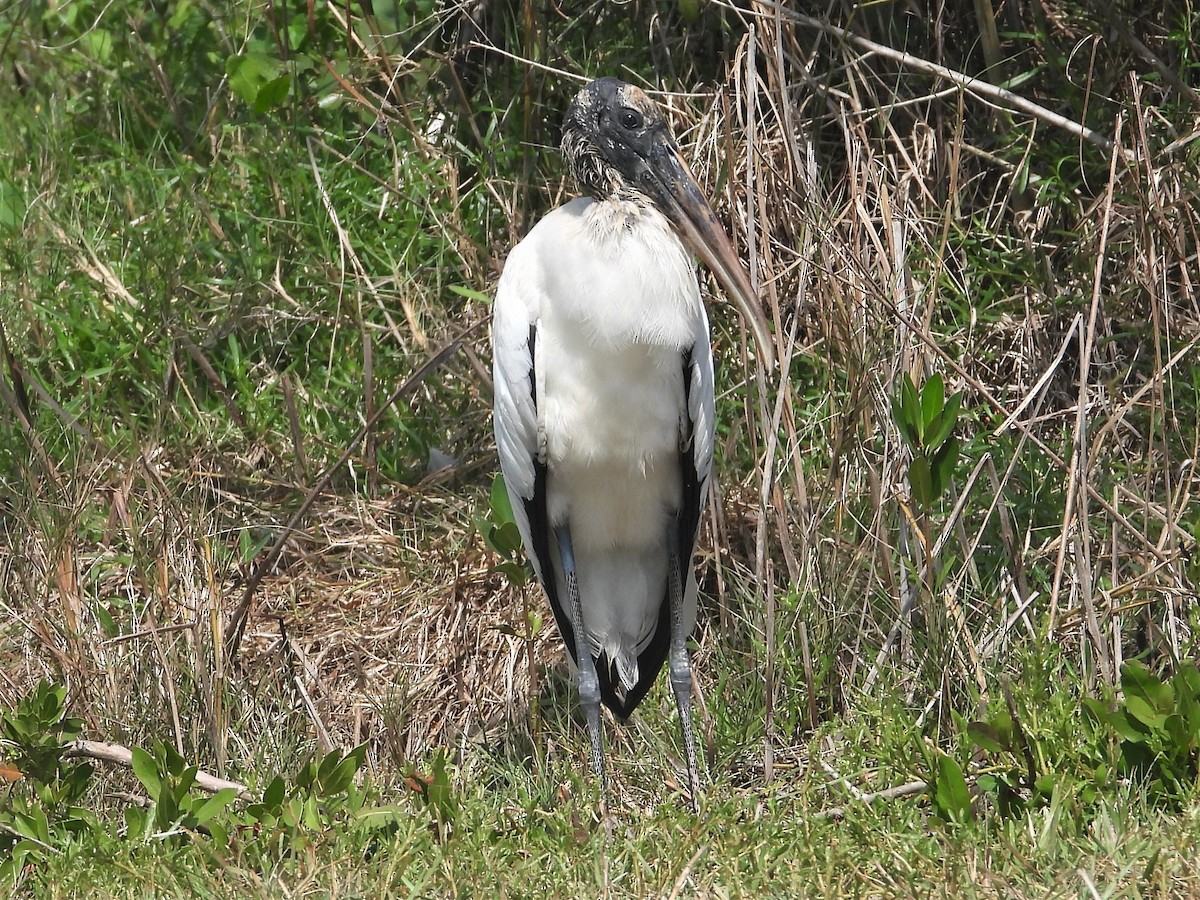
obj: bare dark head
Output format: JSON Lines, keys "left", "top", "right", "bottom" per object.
{"left": 560, "top": 77, "right": 776, "bottom": 366}
{"left": 561, "top": 77, "right": 672, "bottom": 201}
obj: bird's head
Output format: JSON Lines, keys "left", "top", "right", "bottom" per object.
{"left": 561, "top": 77, "right": 668, "bottom": 202}
{"left": 561, "top": 77, "right": 775, "bottom": 367}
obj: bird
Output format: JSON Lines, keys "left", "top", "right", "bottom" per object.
{"left": 491, "top": 76, "right": 773, "bottom": 811}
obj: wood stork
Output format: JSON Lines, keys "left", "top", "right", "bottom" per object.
{"left": 491, "top": 77, "right": 773, "bottom": 810}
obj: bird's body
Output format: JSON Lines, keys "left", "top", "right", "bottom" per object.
{"left": 494, "top": 194, "right": 713, "bottom": 713}
{"left": 491, "top": 77, "right": 772, "bottom": 809}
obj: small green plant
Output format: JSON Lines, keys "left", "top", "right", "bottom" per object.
{"left": 1, "top": 683, "right": 382, "bottom": 887}
{"left": 1, "top": 682, "right": 83, "bottom": 787}
{"left": 240, "top": 745, "right": 368, "bottom": 855}
{"left": 0, "top": 682, "right": 97, "bottom": 885}
{"left": 226, "top": 49, "right": 299, "bottom": 114}
{"left": 891, "top": 372, "right": 963, "bottom": 513}
{"left": 476, "top": 473, "right": 531, "bottom": 590}
{"left": 1084, "top": 660, "right": 1200, "bottom": 809}
{"left": 1184, "top": 514, "right": 1200, "bottom": 593}
{"left": 402, "top": 749, "right": 457, "bottom": 841}
{"left": 127, "top": 742, "right": 240, "bottom": 843}
{"left": 966, "top": 707, "right": 1067, "bottom": 819}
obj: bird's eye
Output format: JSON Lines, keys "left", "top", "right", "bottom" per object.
{"left": 619, "top": 108, "right": 643, "bottom": 130}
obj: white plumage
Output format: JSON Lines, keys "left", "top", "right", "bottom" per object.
{"left": 494, "top": 196, "right": 714, "bottom": 695}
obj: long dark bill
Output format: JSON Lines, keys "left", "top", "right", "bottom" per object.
{"left": 647, "top": 140, "right": 776, "bottom": 369}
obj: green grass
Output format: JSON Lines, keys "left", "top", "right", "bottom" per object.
{"left": 3, "top": 0, "right": 1200, "bottom": 896}
{"left": 11, "top": 682, "right": 1200, "bottom": 897}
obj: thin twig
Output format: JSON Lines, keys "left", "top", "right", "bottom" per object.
{"left": 1079, "top": 868, "right": 1104, "bottom": 900}
{"left": 0, "top": 821, "right": 63, "bottom": 855}
{"left": 64, "top": 740, "right": 253, "bottom": 800}
{"left": 814, "top": 780, "right": 930, "bottom": 820}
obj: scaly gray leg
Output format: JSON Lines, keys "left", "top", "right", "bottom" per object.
{"left": 555, "top": 524, "right": 607, "bottom": 812}
{"left": 667, "top": 547, "right": 701, "bottom": 812}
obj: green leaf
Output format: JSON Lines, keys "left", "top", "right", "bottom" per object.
{"left": 967, "top": 720, "right": 1009, "bottom": 753}
{"left": 990, "top": 711, "right": 1015, "bottom": 749}
{"left": 498, "top": 561, "right": 530, "bottom": 587}
{"left": 1122, "top": 661, "right": 1175, "bottom": 714}
{"left": 206, "top": 820, "right": 230, "bottom": 846}
{"left": 1175, "top": 664, "right": 1200, "bottom": 702}
{"left": 1125, "top": 694, "right": 1167, "bottom": 730}
{"left": 0, "top": 181, "right": 25, "bottom": 231}
{"left": 14, "top": 805, "right": 50, "bottom": 844}
{"left": 677, "top": 0, "right": 701, "bottom": 24}
{"left": 281, "top": 797, "right": 300, "bottom": 828}
{"left": 920, "top": 372, "right": 945, "bottom": 429}
{"left": 1083, "top": 696, "right": 1113, "bottom": 725}
{"left": 930, "top": 434, "right": 960, "bottom": 499}
{"left": 925, "top": 392, "right": 962, "bottom": 451}
{"left": 131, "top": 747, "right": 161, "bottom": 801}
{"left": 1, "top": 840, "right": 40, "bottom": 879}
{"left": 124, "top": 805, "right": 150, "bottom": 839}
{"left": 448, "top": 285, "right": 493, "bottom": 305}
{"left": 1181, "top": 686, "right": 1200, "bottom": 741}
{"left": 62, "top": 762, "right": 94, "bottom": 804}
{"left": 226, "top": 52, "right": 285, "bottom": 111}
{"left": 261, "top": 775, "right": 287, "bottom": 812}
{"left": 1164, "top": 713, "right": 1191, "bottom": 753}
{"left": 1033, "top": 772, "right": 1059, "bottom": 797}
{"left": 168, "top": 0, "right": 196, "bottom": 29}
{"left": 326, "top": 755, "right": 359, "bottom": 795}
{"left": 355, "top": 804, "right": 408, "bottom": 824}
{"left": 490, "top": 521, "right": 524, "bottom": 556}
{"left": 254, "top": 74, "right": 291, "bottom": 113}
{"left": 177, "top": 764, "right": 199, "bottom": 797}
{"left": 526, "top": 608, "right": 543, "bottom": 637}
{"left": 1143, "top": 848, "right": 1162, "bottom": 883}
{"left": 286, "top": 15, "right": 310, "bottom": 51}
{"left": 316, "top": 750, "right": 340, "bottom": 787}
{"left": 38, "top": 683, "right": 66, "bottom": 721}
{"left": 162, "top": 742, "right": 188, "bottom": 778}
{"left": 82, "top": 28, "right": 114, "bottom": 62}
{"left": 901, "top": 375, "right": 922, "bottom": 443}
{"left": 934, "top": 755, "right": 972, "bottom": 823}
{"left": 95, "top": 603, "right": 118, "bottom": 637}
{"left": 302, "top": 795, "right": 321, "bottom": 830}
{"left": 1114, "top": 710, "right": 1152, "bottom": 742}
{"left": 192, "top": 788, "right": 239, "bottom": 826}
{"left": 428, "top": 752, "right": 456, "bottom": 824}
{"left": 891, "top": 395, "right": 919, "bottom": 450}
{"left": 909, "top": 456, "right": 934, "bottom": 509}
{"left": 490, "top": 473, "right": 515, "bottom": 526}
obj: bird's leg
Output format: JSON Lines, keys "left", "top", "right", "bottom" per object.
{"left": 667, "top": 547, "right": 701, "bottom": 812}
{"left": 554, "top": 523, "right": 608, "bottom": 815}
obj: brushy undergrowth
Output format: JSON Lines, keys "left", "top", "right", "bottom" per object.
{"left": 2, "top": 0, "right": 1199, "bottom": 895}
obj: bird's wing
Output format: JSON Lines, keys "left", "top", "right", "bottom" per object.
{"left": 680, "top": 313, "right": 716, "bottom": 554}
{"left": 491, "top": 250, "right": 539, "bottom": 517}
{"left": 490, "top": 247, "right": 578, "bottom": 655}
